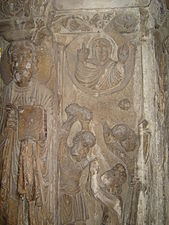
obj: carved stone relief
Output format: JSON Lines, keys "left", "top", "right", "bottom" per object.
{"left": 0, "top": 40, "right": 56, "bottom": 225}
{"left": 51, "top": 9, "right": 140, "bottom": 35}
{"left": 54, "top": 7, "right": 143, "bottom": 225}
{"left": 0, "top": 1, "right": 168, "bottom": 225}
{"left": 0, "top": 48, "right": 13, "bottom": 85}
{"left": 66, "top": 36, "right": 135, "bottom": 96}
{"left": 59, "top": 103, "right": 96, "bottom": 225}
{"left": 118, "top": 99, "right": 131, "bottom": 111}
{"left": 58, "top": 101, "right": 141, "bottom": 225}
{"left": 54, "top": 0, "right": 151, "bottom": 10}
{"left": 164, "top": 36, "right": 169, "bottom": 55}
{"left": 110, "top": 13, "right": 139, "bottom": 33}
{"left": 0, "top": 0, "right": 30, "bottom": 18}
{"left": 0, "top": 0, "right": 52, "bottom": 18}
{"left": 166, "top": 0, "right": 169, "bottom": 10}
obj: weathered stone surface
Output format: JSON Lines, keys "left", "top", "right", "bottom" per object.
{"left": 54, "top": 0, "right": 150, "bottom": 10}
{"left": 0, "top": 40, "right": 56, "bottom": 225}
{"left": 166, "top": 0, "right": 169, "bottom": 9}
{"left": 0, "top": 0, "right": 168, "bottom": 225}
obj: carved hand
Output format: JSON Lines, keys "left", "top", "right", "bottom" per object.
{"left": 89, "top": 159, "right": 99, "bottom": 175}
{"left": 77, "top": 43, "right": 89, "bottom": 62}
{"left": 117, "top": 44, "right": 129, "bottom": 64}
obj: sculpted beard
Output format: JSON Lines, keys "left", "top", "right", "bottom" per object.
{"left": 13, "top": 61, "right": 33, "bottom": 86}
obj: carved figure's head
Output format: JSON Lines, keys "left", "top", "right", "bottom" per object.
{"left": 8, "top": 40, "right": 36, "bottom": 87}
{"left": 71, "top": 130, "right": 96, "bottom": 162}
{"left": 111, "top": 124, "right": 138, "bottom": 152}
{"left": 92, "top": 38, "right": 112, "bottom": 64}
{"left": 101, "top": 163, "right": 127, "bottom": 194}
{"left": 65, "top": 103, "right": 93, "bottom": 130}
{"left": 65, "top": 103, "right": 93, "bottom": 121}
{"left": 111, "top": 124, "right": 129, "bottom": 141}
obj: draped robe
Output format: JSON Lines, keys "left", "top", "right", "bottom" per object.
{"left": 0, "top": 79, "right": 54, "bottom": 225}
{"left": 75, "top": 58, "right": 124, "bottom": 91}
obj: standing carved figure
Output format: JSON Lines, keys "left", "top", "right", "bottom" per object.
{"left": 0, "top": 40, "right": 54, "bottom": 225}
{"left": 59, "top": 103, "right": 96, "bottom": 225}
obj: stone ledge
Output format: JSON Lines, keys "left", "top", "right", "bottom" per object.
{"left": 54, "top": 0, "right": 151, "bottom": 10}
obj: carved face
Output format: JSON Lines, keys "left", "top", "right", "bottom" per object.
{"left": 93, "top": 38, "right": 112, "bottom": 65}
{"left": 111, "top": 124, "right": 128, "bottom": 141}
{"left": 71, "top": 130, "right": 96, "bottom": 162}
{"left": 71, "top": 142, "right": 90, "bottom": 162}
{"left": 11, "top": 48, "right": 33, "bottom": 87}
{"left": 95, "top": 45, "right": 109, "bottom": 65}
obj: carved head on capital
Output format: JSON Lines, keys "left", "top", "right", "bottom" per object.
{"left": 7, "top": 40, "right": 36, "bottom": 87}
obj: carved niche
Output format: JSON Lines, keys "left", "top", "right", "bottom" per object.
{"left": 55, "top": 7, "right": 143, "bottom": 225}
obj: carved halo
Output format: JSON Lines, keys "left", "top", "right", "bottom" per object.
{"left": 65, "top": 33, "right": 136, "bottom": 96}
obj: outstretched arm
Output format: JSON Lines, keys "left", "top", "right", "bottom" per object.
{"left": 61, "top": 115, "right": 77, "bottom": 137}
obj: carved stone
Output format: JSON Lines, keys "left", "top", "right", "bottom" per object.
{"left": 54, "top": 0, "right": 151, "bottom": 10}
{"left": 0, "top": 0, "right": 168, "bottom": 225}
{"left": 164, "top": 36, "right": 169, "bottom": 54}
{"left": 0, "top": 40, "right": 56, "bottom": 225}
{"left": 118, "top": 99, "right": 131, "bottom": 111}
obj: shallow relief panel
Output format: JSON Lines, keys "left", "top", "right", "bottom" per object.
{"left": 0, "top": 2, "right": 153, "bottom": 224}
{"left": 54, "top": 7, "right": 145, "bottom": 225}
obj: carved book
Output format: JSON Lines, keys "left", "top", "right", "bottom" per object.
{"left": 18, "top": 105, "right": 47, "bottom": 141}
